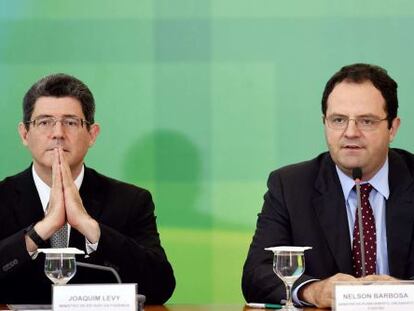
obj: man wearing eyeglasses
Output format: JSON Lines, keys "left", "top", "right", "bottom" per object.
{"left": 0, "top": 74, "right": 175, "bottom": 304}
{"left": 242, "top": 63, "right": 414, "bottom": 308}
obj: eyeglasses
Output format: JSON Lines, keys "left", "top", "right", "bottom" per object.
{"left": 325, "top": 115, "right": 388, "bottom": 131}
{"left": 25, "top": 116, "right": 90, "bottom": 133}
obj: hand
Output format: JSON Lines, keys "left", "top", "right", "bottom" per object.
{"left": 35, "top": 148, "right": 67, "bottom": 237}
{"left": 25, "top": 148, "right": 67, "bottom": 252}
{"left": 299, "top": 273, "right": 357, "bottom": 308}
{"left": 299, "top": 273, "right": 400, "bottom": 308}
{"left": 58, "top": 148, "right": 100, "bottom": 243}
{"left": 45, "top": 148, "right": 67, "bottom": 230}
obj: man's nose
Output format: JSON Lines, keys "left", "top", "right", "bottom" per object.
{"left": 51, "top": 120, "right": 65, "bottom": 138}
{"left": 343, "top": 119, "right": 361, "bottom": 137}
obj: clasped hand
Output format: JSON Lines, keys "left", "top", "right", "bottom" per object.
{"left": 27, "top": 148, "right": 100, "bottom": 252}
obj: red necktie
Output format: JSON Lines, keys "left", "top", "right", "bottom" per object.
{"left": 352, "top": 183, "right": 376, "bottom": 277}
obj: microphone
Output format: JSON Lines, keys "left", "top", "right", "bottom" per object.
{"left": 352, "top": 167, "right": 366, "bottom": 277}
{"left": 352, "top": 167, "right": 362, "bottom": 181}
{"left": 76, "top": 261, "right": 146, "bottom": 310}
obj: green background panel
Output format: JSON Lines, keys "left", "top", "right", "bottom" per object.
{"left": 211, "top": 63, "right": 277, "bottom": 181}
{"left": 2, "top": 0, "right": 414, "bottom": 304}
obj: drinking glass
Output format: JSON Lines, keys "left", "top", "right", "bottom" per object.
{"left": 271, "top": 248, "right": 308, "bottom": 310}
{"left": 44, "top": 253, "right": 77, "bottom": 285}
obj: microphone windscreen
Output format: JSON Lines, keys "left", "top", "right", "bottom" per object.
{"left": 352, "top": 167, "right": 362, "bottom": 180}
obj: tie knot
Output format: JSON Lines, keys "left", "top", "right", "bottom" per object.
{"left": 360, "top": 183, "right": 373, "bottom": 195}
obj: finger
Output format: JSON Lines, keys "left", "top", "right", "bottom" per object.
{"left": 58, "top": 149, "right": 75, "bottom": 191}
{"left": 382, "top": 275, "right": 398, "bottom": 281}
{"left": 331, "top": 273, "right": 357, "bottom": 282}
{"left": 51, "top": 148, "right": 63, "bottom": 194}
{"left": 361, "top": 274, "right": 397, "bottom": 282}
{"left": 48, "top": 148, "right": 65, "bottom": 225}
{"left": 58, "top": 148, "right": 85, "bottom": 216}
{"left": 51, "top": 148, "right": 59, "bottom": 186}
{"left": 59, "top": 148, "right": 74, "bottom": 182}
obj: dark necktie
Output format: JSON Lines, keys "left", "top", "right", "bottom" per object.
{"left": 352, "top": 183, "right": 376, "bottom": 277}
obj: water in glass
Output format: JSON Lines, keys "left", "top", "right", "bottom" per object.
{"left": 44, "top": 253, "right": 76, "bottom": 285}
{"left": 273, "top": 250, "right": 305, "bottom": 310}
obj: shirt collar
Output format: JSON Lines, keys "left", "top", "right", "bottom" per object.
{"left": 32, "top": 164, "right": 85, "bottom": 211}
{"left": 336, "top": 158, "right": 390, "bottom": 200}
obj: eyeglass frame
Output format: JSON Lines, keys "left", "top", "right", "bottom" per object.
{"left": 24, "top": 116, "right": 91, "bottom": 132}
{"left": 323, "top": 114, "right": 389, "bottom": 131}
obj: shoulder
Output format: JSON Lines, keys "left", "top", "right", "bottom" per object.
{"left": 390, "top": 148, "right": 414, "bottom": 167}
{"left": 81, "top": 167, "right": 156, "bottom": 217}
{"left": 83, "top": 167, "right": 151, "bottom": 198}
{"left": 0, "top": 167, "right": 32, "bottom": 190}
{"left": 268, "top": 151, "right": 333, "bottom": 183}
{"left": 388, "top": 148, "right": 414, "bottom": 181}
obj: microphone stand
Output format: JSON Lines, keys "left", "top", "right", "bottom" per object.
{"left": 355, "top": 178, "right": 366, "bottom": 277}
{"left": 76, "top": 261, "right": 122, "bottom": 283}
{"left": 76, "top": 261, "right": 146, "bottom": 310}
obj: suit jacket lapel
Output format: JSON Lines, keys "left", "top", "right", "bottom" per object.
{"left": 312, "top": 154, "right": 354, "bottom": 274}
{"left": 386, "top": 150, "right": 414, "bottom": 278}
{"left": 13, "top": 166, "right": 45, "bottom": 228}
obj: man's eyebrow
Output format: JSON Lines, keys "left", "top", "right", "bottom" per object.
{"left": 31, "top": 114, "right": 54, "bottom": 119}
{"left": 356, "top": 113, "right": 386, "bottom": 118}
{"left": 328, "top": 113, "right": 385, "bottom": 118}
{"left": 61, "top": 114, "right": 82, "bottom": 118}
{"left": 327, "top": 113, "right": 347, "bottom": 117}
{"left": 31, "top": 114, "right": 81, "bottom": 119}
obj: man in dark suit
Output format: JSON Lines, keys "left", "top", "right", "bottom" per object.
{"left": 242, "top": 64, "right": 413, "bottom": 308}
{"left": 0, "top": 74, "right": 175, "bottom": 304}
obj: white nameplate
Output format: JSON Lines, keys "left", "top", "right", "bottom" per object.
{"left": 52, "top": 283, "right": 137, "bottom": 311}
{"left": 334, "top": 281, "right": 414, "bottom": 311}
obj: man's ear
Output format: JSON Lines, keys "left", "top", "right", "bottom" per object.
{"left": 88, "top": 123, "right": 100, "bottom": 147}
{"left": 18, "top": 122, "right": 29, "bottom": 146}
{"left": 389, "top": 117, "right": 401, "bottom": 142}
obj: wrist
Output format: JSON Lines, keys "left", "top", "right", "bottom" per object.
{"left": 35, "top": 218, "right": 60, "bottom": 240}
{"left": 77, "top": 217, "right": 100, "bottom": 243}
{"left": 25, "top": 224, "right": 48, "bottom": 249}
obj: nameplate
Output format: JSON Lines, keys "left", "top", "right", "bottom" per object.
{"left": 52, "top": 283, "right": 137, "bottom": 311}
{"left": 334, "top": 281, "right": 414, "bottom": 310}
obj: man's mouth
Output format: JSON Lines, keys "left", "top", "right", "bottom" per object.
{"left": 46, "top": 147, "right": 69, "bottom": 152}
{"left": 342, "top": 144, "right": 363, "bottom": 150}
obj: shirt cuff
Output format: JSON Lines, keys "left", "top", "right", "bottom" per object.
{"left": 292, "top": 278, "right": 320, "bottom": 306}
{"left": 85, "top": 238, "right": 99, "bottom": 255}
{"left": 28, "top": 250, "right": 39, "bottom": 260}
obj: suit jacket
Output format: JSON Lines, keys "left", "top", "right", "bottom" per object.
{"left": 0, "top": 166, "right": 175, "bottom": 304}
{"left": 242, "top": 148, "right": 414, "bottom": 304}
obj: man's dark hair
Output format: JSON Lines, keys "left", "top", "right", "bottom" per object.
{"left": 321, "top": 63, "right": 398, "bottom": 128}
{"left": 23, "top": 73, "right": 95, "bottom": 129}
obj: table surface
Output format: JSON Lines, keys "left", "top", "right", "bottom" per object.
{"left": 0, "top": 304, "right": 325, "bottom": 310}
{"left": 146, "top": 305, "right": 323, "bottom": 310}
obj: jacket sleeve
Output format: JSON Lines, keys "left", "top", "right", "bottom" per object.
{"left": 242, "top": 170, "right": 316, "bottom": 304}
{"left": 0, "top": 229, "right": 34, "bottom": 279}
{"left": 85, "top": 188, "right": 175, "bottom": 304}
